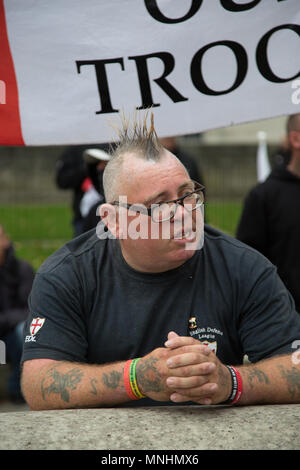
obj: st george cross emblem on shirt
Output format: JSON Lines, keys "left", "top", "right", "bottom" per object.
{"left": 30, "top": 317, "right": 45, "bottom": 336}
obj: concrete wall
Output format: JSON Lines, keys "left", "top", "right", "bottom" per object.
{"left": 0, "top": 143, "right": 279, "bottom": 204}
{"left": 0, "top": 115, "right": 286, "bottom": 204}
{"left": 0, "top": 145, "right": 69, "bottom": 204}
{"left": 0, "top": 404, "right": 299, "bottom": 450}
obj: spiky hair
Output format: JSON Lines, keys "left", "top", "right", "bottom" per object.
{"left": 103, "top": 110, "right": 164, "bottom": 202}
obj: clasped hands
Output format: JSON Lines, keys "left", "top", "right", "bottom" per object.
{"left": 139, "top": 331, "right": 232, "bottom": 405}
{"left": 166, "top": 331, "right": 232, "bottom": 404}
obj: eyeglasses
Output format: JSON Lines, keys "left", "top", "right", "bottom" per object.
{"left": 111, "top": 181, "right": 205, "bottom": 222}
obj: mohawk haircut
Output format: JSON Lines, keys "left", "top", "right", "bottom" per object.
{"left": 111, "top": 109, "right": 163, "bottom": 160}
{"left": 103, "top": 110, "right": 165, "bottom": 202}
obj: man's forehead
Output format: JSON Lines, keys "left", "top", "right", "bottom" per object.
{"left": 121, "top": 149, "right": 185, "bottom": 176}
{"left": 119, "top": 150, "right": 189, "bottom": 198}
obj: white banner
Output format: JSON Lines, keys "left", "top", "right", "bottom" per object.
{"left": 1, "top": 0, "right": 300, "bottom": 146}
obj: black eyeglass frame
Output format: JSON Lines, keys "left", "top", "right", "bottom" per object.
{"left": 111, "top": 181, "right": 205, "bottom": 222}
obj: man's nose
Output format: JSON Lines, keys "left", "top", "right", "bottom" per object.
{"left": 171, "top": 202, "right": 184, "bottom": 221}
{"left": 173, "top": 202, "right": 193, "bottom": 229}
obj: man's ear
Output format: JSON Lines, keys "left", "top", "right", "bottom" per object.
{"left": 98, "top": 203, "right": 124, "bottom": 239}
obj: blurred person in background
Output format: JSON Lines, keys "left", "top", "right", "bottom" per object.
{"left": 0, "top": 225, "right": 34, "bottom": 403}
{"left": 81, "top": 148, "right": 111, "bottom": 233}
{"left": 159, "top": 136, "right": 204, "bottom": 186}
{"left": 236, "top": 114, "right": 300, "bottom": 313}
{"left": 56, "top": 144, "right": 110, "bottom": 237}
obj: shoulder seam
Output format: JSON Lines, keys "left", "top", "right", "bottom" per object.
{"left": 205, "top": 231, "right": 267, "bottom": 257}
{"left": 38, "top": 250, "right": 73, "bottom": 274}
{"left": 38, "top": 235, "right": 100, "bottom": 274}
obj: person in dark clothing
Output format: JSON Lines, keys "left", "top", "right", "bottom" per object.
{"left": 0, "top": 225, "right": 34, "bottom": 402}
{"left": 236, "top": 114, "right": 300, "bottom": 313}
{"left": 56, "top": 144, "right": 110, "bottom": 236}
{"left": 21, "top": 113, "right": 300, "bottom": 411}
{"left": 81, "top": 148, "right": 111, "bottom": 233}
{"left": 56, "top": 146, "right": 88, "bottom": 237}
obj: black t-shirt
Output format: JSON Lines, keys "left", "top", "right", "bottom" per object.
{"left": 22, "top": 225, "right": 300, "bottom": 402}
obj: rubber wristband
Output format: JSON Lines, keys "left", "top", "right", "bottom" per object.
{"left": 124, "top": 360, "right": 138, "bottom": 400}
{"left": 129, "top": 358, "right": 146, "bottom": 399}
{"left": 230, "top": 366, "right": 243, "bottom": 404}
{"left": 124, "top": 358, "right": 146, "bottom": 400}
{"left": 224, "top": 366, "right": 243, "bottom": 405}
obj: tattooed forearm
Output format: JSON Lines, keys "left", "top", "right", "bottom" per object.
{"left": 136, "top": 357, "right": 164, "bottom": 393}
{"left": 102, "top": 370, "right": 122, "bottom": 389}
{"left": 246, "top": 367, "right": 270, "bottom": 389}
{"left": 278, "top": 365, "right": 300, "bottom": 399}
{"left": 90, "top": 378, "right": 98, "bottom": 395}
{"left": 218, "top": 365, "right": 230, "bottom": 389}
{"left": 41, "top": 367, "right": 83, "bottom": 403}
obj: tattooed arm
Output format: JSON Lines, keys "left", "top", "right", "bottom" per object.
{"left": 21, "top": 359, "right": 130, "bottom": 410}
{"left": 21, "top": 345, "right": 186, "bottom": 410}
{"left": 22, "top": 340, "right": 299, "bottom": 409}
{"left": 236, "top": 355, "right": 300, "bottom": 405}
{"left": 163, "top": 333, "right": 300, "bottom": 405}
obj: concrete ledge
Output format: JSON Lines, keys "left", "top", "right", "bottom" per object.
{"left": 0, "top": 404, "right": 299, "bottom": 450}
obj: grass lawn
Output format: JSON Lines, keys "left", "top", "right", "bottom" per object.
{"left": 0, "top": 201, "right": 243, "bottom": 271}
{"left": 0, "top": 205, "right": 73, "bottom": 271}
{"left": 205, "top": 200, "right": 243, "bottom": 237}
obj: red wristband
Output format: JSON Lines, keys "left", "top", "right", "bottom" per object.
{"left": 124, "top": 360, "right": 137, "bottom": 400}
{"left": 124, "top": 359, "right": 143, "bottom": 400}
{"left": 230, "top": 366, "right": 243, "bottom": 404}
{"left": 224, "top": 366, "right": 243, "bottom": 405}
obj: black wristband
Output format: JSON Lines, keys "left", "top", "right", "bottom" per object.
{"left": 222, "top": 365, "right": 238, "bottom": 404}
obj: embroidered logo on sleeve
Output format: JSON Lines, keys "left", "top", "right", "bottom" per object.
{"left": 25, "top": 317, "right": 46, "bottom": 343}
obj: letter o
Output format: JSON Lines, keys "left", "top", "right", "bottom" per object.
{"left": 144, "top": 0, "right": 203, "bottom": 24}
{"left": 256, "top": 24, "right": 300, "bottom": 83}
{"left": 191, "top": 40, "right": 248, "bottom": 95}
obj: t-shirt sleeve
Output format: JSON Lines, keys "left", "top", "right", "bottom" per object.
{"left": 22, "top": 260, "right": 88, "bottom": 363}
{"left": 237, "top": 250, "right": 300, "bottom": 363}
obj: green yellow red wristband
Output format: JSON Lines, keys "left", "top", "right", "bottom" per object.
{"left": 124, "top": 358, "right": 146, "bottom": 400}
{"left": 124, "top": 359, "right": 136, "bottom": 400}
{"left": 130, "top": 358, "right": 146, "bottom": 399}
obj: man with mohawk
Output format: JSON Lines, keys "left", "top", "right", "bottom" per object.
{"left": 22, "top": 111, "right": 300, "bottom": 410}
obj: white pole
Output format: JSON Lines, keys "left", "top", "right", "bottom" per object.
{"left": 256, "top": 131, "right": 271, "bottom": 183}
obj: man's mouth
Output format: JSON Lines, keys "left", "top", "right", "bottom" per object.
{"left": 173, "top": 229, "right": 196, "bottom": 241}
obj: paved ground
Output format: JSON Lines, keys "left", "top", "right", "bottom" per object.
{"left": 0, "top": 404, "right": 299, "bottom": 451}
